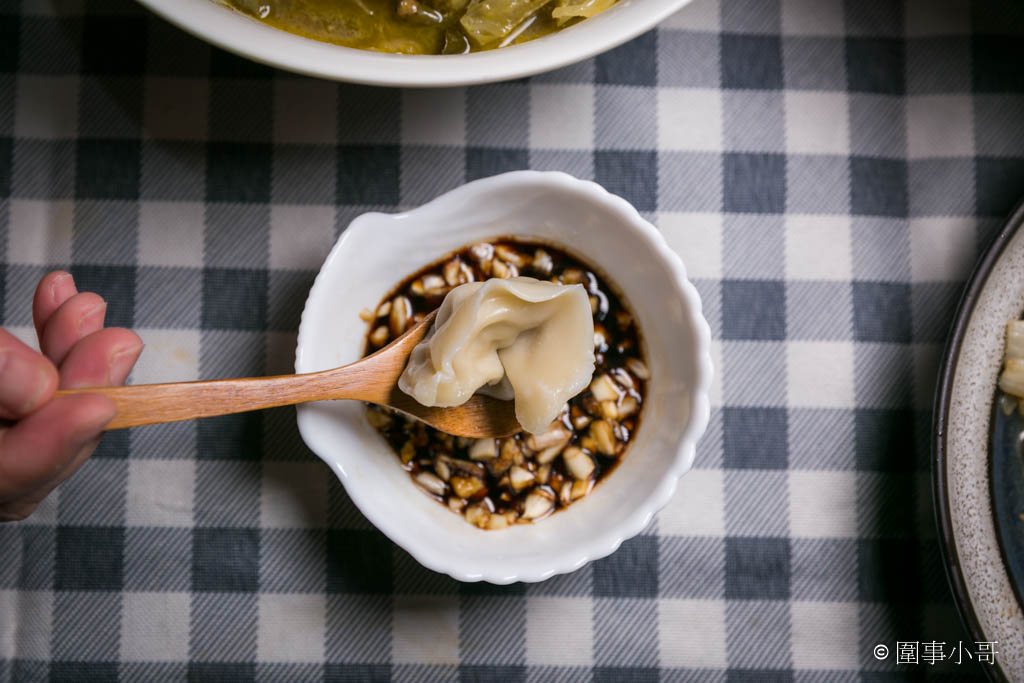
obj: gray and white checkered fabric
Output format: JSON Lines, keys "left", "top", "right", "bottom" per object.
{"left": 2, "top": 0, "right": 1023, "bottom": 680}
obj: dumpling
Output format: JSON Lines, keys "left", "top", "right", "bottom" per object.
{"left": 398, "top": 276, "right": 596, "bottom": 434}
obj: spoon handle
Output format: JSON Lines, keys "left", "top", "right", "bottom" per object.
{"left": 52, "top": 312, "right": 436, "bottom": 431}
{"left": 55, "top": 369, "right": 363, "bottom": 430}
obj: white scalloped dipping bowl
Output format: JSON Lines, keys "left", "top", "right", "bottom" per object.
{"left": 138, "top": 0, "right": 693, "bottom": 87}
{"left": 295, "top": 171, "right": 712, "bottom": 583}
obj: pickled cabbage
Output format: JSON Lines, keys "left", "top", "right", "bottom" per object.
{"left": 226, "top": 0, "right": 618, "bottom": 54}
{"left": 552, "top": 0, "right": 616, "bottom": 25}
{"left": 460, "top": 0, "right": 552, "bottom": 47}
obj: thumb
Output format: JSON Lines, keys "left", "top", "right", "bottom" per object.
{"left": 0, "top": 330, "right": 58, "bottom": 420}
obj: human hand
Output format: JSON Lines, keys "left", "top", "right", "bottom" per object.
{"left": 0, "top": 271, "right": 143, "bottom": 521}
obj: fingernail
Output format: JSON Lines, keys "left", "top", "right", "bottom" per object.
{"left": 108, "top": 342, "right": 144, "bottom": 385}
{"left": 78, "top": 301, "right": 106, "bottom": 333}
{"left": 0, "top": 350, "right": 51, "bottom": 415}
{"left": 48, "top": 270, "right": 75, "bottom": 305}
{"left": 49, "top": 272, "right": 74, "bottom": 304}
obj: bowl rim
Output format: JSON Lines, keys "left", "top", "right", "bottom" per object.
{"left": 295, "top": 170, "right": 713, "bottom": 582}
{"left": 138, "top": 0, "right": 693, "bottom": 87}
{"left": 932, "top": 197, "right": 1024, "bottom": 683}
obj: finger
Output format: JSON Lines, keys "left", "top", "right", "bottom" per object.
{"left": 0, "top": 393, "right": 115, "bottom": 503}
{"left": 33, "top": 271, "right": 78, "bottom": 341}
{"left": 0, "top": 329, "right": 59, "bottom": 420}
{"left": 59, "top": 328, "right": 144, "bottom": 390}
{"left": 39, "top": 292, "right": 107, "bottom": 367}
{"left": 0, "top": 434, "right": 100, "bottom": 522}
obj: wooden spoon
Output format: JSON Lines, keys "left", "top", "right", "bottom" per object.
{"left": 55, "top": 311, "right": 521, "bottom": 438}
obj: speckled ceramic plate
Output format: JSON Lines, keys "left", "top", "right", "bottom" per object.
{"left": 935, "top": 200, "right": 1024, "bottom": 683}
{"left": 989, "top": 403, "right": 1024, "bottom": 613}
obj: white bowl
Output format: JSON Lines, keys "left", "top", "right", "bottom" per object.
{"left": 295, "top": 171, "right": 712, "bottom": 583}
{"left": 138, "top": 0, "right": 693, "bottom": 87}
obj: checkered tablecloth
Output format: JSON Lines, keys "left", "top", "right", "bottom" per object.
{"left": 2, "top": 0, "right": 1023, "bottom": 680}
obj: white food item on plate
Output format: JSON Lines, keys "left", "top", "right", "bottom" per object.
{"left": 999, "top": 320, "right": 1024, "bottom": 398}
{"left": 398, "top": 276, "right": 595, "bottom": 434}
